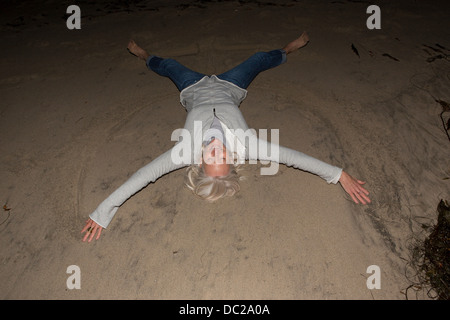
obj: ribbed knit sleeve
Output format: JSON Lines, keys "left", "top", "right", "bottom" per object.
{"left": 89, "top": 148, "right": 186, "bottom": 228}
{"left": 248, "top": 139, "right": 343, "bottom": 184}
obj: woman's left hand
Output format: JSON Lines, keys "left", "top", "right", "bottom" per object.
{"left": 81, "top": 218, "right": 103, "bottom": 242}
{"left": 338, "top": 170, "right": 371, "bottom": 205}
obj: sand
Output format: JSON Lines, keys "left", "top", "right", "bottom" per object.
{"left": 0, "top": 0, "right": 449, "bottom": 300}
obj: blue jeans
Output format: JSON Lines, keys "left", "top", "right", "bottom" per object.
{"left": 146, "top": 49, "right": 287, "bottom": 91}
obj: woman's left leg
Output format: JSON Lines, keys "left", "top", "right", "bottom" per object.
{"left": 146, "top": 56, "right": 205, "bottom": 91}
{"left": 127, "top": 40, "right": 205, "bottom": 91}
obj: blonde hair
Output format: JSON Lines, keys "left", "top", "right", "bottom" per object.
{"left": 185, "top": 164, "right": 243, "bottom": 202}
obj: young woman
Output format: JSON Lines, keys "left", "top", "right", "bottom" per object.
{"left": 82, "top": 32, "right": 370, "bottom": 242}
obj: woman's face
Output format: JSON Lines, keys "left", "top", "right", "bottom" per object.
{"left": 201, "top": 138, "right": 231, "bottom": 177}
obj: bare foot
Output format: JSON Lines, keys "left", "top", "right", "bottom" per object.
{"left": 283, "top": 31, "right": 309, "bottom": 54}
{"left": 127, "top": 40, "right": 150, "bottom": 60}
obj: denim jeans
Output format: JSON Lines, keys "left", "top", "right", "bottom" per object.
{"left": 146, "top": 49, "right": 287, "bottom": 91}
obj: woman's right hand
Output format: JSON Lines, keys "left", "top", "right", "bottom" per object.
{"left": 81, "top": 218, "right": 103, "bottom": 242}
{"left": 338, "top": 170, "right": 371, "bottom": 205}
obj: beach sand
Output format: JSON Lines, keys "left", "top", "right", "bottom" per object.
{"left": 0, "top": 0, "right": 449, "bottom": 300}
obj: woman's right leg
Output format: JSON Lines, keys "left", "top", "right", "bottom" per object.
{"left": 217, "top": 32, "right": 309, "bottom": 89}
{"left": 217, "top": 49, "right": 287, "bottom": 90}
{"left": 128, "top": 40, "right": 205, "bottom": 91}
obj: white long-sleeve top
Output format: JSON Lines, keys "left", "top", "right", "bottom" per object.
{"left": 89, "top": 76, "right": 342, "bottom": 228}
